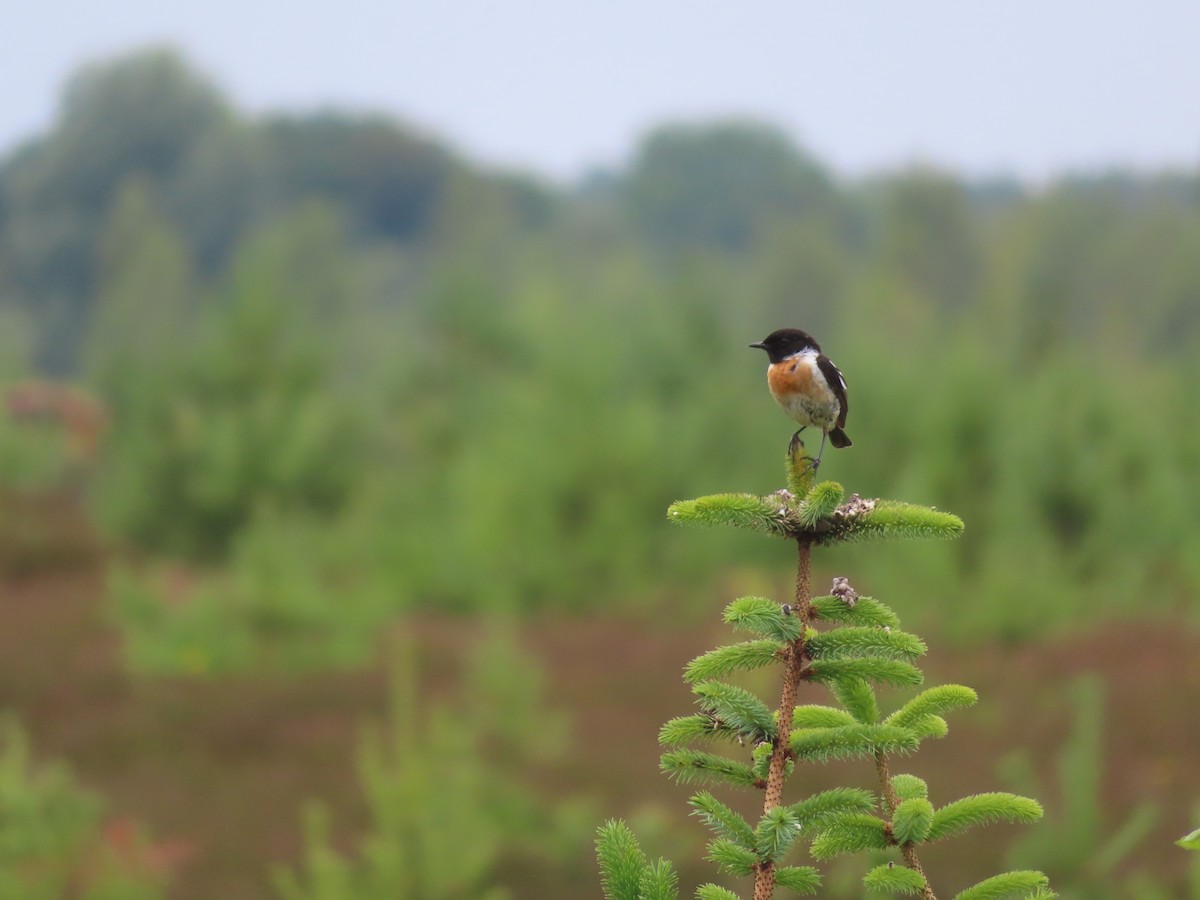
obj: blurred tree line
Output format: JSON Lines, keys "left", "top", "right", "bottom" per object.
{"left": 2, "top": 48, "right": 1198, "bottom": 666}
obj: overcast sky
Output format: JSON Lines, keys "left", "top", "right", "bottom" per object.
{"left": 5, "top": 0, "right": 1198, "bottom": 182}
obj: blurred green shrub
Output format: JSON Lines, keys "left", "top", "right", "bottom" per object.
{"left": 111, "top": 506, "right": 394, "bottom": 674}
{"left": 1001, "top": 678, "right": 1163, "bottom": 897}
{"left": 0, "top": 416, "right": 70, "bottom": 495}
{"left": 0, "top": 310, "right": 83, "bottom": 494}
{"left": 0, "top": 719, "right": 168, "bottom": 899}
{"left": 89, "top": 202, "right": 363, "bottom": 560}
{"left": 273, "top": 628, "right": 591, "bottom": 900}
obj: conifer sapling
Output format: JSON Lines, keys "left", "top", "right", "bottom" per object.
{"left": 596, "top": 438, "right": 1053, "bottom": 900}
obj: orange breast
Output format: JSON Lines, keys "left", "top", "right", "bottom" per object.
{"left": 768, "top": 359, "right": 814, "bottom": 399}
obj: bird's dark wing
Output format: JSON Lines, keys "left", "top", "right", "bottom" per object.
{"left": 817, "top": 354, "right": 849, "bottom": 428}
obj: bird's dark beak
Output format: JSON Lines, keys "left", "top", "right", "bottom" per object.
{"left": 748, "top": 341, "right": 766, "bottom": 350}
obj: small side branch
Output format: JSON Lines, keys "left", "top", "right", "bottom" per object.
{"left": 876, "top": 750, "right": 936, "bottom": 900}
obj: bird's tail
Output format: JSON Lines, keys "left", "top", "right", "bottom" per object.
{"left": 829, "top": 427, "right": 852, "bottom": 449}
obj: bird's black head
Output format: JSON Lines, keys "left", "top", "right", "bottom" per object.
{"left": 749, "top": 328, "right": 821, "bottom": 364}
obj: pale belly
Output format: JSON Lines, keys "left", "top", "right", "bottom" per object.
{"left": 775, "top": 390, "right": 839, "bottom": 430}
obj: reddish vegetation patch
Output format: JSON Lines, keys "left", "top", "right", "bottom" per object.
{"left": 0, "top": 515, "right": 1197, "bottom": 898}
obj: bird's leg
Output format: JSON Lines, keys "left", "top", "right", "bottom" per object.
{"left": 788, "top": 427, "right": 807, "bottom": 457}
{"left": 811, "top": 431, "right": 828, "bottom": 473}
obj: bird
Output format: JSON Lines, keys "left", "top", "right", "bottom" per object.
{"left": 749, "top": 328, "right": 852, "bottom": 470}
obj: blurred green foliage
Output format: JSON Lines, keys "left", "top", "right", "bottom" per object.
{"left": 111, "top": 509, "right": 393, "bottom": 673}
{"left": 999, "top": 678, "right": 1195, "bottom": 899}
{"left": 273, "top": 628, "right": 591, "bottom": 900}
{"left": 0, "top": 415, "right": 69, "bottom": 494}
{"left": 0, "top": 48, "right": 1197, "bottom": 671}
{"left": 87, "top": 199, "right": 363, "bottom": 559}
{"left": 1002, "top": 678, "right": 1151, "bottom": 892}
{"left": 0, "top": 719, "right": 168, "bottom": 899}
